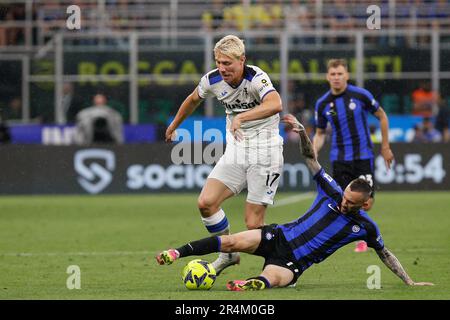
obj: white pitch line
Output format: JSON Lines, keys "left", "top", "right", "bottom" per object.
{"left": 0, "top": 251, "right": 149, "bottom": 257}
{"left": 274, "top": 192, "right": 315, "bottom": 207}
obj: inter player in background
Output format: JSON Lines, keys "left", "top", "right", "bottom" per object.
{"left": 313, "top": 59, "right": 394, "bottom": 252}
{"left": 165, "top": 35, "right": 284, "bottom": 275}
{"left": 156, "top": 115, "right": 433, "bottom": 291}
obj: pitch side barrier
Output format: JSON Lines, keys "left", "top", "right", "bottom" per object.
{"left": 0, "top": 143, "right": 447, "bottom": 195}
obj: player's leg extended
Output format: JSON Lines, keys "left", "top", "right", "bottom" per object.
{"left": 226, "top": 265, "right": 294, "bottom": 291}
{"left": 156, "top": 230, "right": 261, "bottom": 265}
{"left": 260, "top": 265, "right": 295, "bottom": 288}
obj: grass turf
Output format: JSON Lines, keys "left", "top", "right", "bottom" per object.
{"left": 0, "top": 192, "right": 448, "bottom": 300}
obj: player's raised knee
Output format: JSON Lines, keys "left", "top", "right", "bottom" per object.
{"left": 197, "top": 195, "right": 218, "bottom": 214}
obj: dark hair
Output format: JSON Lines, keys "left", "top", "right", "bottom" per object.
{"left": 93, "top": 117, "right": 114, "bottom": 143}
{"left": 327, "top": 59, "right": 348, "bottom": 71}
{"left": 348, "top": 178, "right": 372, "bottom": 200}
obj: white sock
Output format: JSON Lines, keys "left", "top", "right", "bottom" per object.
{"left": 201, "top": 209, "right": 230, "bottom": 236}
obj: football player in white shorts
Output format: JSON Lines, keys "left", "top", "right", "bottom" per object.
{"left": 165, "top": 35, "right": 284, "bottom": 275}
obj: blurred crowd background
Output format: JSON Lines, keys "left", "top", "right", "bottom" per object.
{"left": 0, "top": 0, "right": 449, "bottom": 144}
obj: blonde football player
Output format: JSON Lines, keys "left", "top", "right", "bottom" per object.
{"left": 165, "top": 35, "right": 284, "bottom": 275}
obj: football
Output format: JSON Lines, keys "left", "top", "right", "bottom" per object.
{"left": 181, "top": 259, "right": 216, "bottom": 290}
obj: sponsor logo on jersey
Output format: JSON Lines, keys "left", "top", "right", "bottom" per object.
{"left": 220, "top": 98, "right": 260, "bottom": 110}
{"left": 258, "top": 79, "right": 270, "bottom": 92}
{"left": 352, "top": 225, "right": 361, "bottom": 233}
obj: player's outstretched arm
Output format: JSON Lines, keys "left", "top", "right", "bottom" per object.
{"left": 165, "top": 88, "right": 203, "bottom": 142}
{"left": 282, "top": 114, "right": 321, "bottom": 176}
{"left": 376, "top": 247, "right": 434, "bottom": 286}
{"left": 313, "top": 128, "right": 326, "bottom": 158}
{"left": 373, "top": 107, "right": 394, "bottom": 169}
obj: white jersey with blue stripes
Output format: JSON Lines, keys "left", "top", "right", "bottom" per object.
{"left": 197, "top": 65, "right": 282, "bottom": 148}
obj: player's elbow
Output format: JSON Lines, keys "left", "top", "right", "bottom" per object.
{"left": 273, "top": 102, "right": 283, "bottom": 114}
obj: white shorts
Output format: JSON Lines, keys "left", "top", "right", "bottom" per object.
{"left": 208, "top": 143, "right": 283, "bottom": 205}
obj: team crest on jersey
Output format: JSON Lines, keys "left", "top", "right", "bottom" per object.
{"left": 265, "top": 232, "right": 274, "bottom": 240}
{"left": 352, "top": 225, "right": 361, "bottom": 233}
{"left": 326, "top": 102, "right": 337, "bottom": 116}
{"left": 349, "top": 100, "right": 357, "bottom": 110}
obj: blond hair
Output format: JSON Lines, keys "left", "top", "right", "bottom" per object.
{"left": 327, "top": 59, "right": 348, "bottom": 71}
{"left": 214, "top": 35, "right": 245, "bottom": 60}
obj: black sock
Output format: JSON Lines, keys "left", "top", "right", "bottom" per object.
{"left": 176, "top": 236, "right": 220, "bottom": 258}
{"left": 246, "top": 276, "right": 271, "bottom": 288}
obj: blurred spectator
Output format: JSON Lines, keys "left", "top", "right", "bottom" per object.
{"left": 62, "top": 83, "right": 86, "bottom": 124}
{"left": 418, "top": 117, "right": 442, "bottom": 143}
{"left": 435, "top": 98, "right": 450, "bottom": 142}
{"left": 0, "top": 5, "right": 21, "bottom": 46}
{"left": 411, "top": 81, "right": 439, "bottom": 117}
{"left": 326, "top": 0, "right": 355, "bottom": 44}
{"left": 430, "top": 0, "right": 450, "bottom": 31}
{"left": 0, "top": 5, "right": 7, "bottom": 46}
{"left": 3, "top": 97, "right": 22, "bottom": 121}
{"left": 202, "top": 0, "right": 224, "bottom": 31}
{"left": 411, "top": 123, "right": 426, "bottom": 143}
{"left": 287, "top": 80, "right": 312, "bottom": 125}
{"left": 286, "top": 81, "right": 314, "bottom": 142}
{"left": 253, "top": 0, "right": 283, "bottom": 30}
{"left": 0, "top": 117, "right": 11, "bottom": 144}
{"left": 284, "top": 0, "right": 314, "bottom": 45}
{"left": 38, "top": 3, "right": 65, "bottom": 43}
{"left": 222, "top": 4, "right": 247, "bottom": 31}
{"left": 75, "top": 94, "right": 124, "bottom": 145}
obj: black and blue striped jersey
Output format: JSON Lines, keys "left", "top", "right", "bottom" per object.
{"left": 277, "top": 168, "right": 384, "bottom": 273}
{"left": 315, "top": 84, "right": 380, "bottom": 162}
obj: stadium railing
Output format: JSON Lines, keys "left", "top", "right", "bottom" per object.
{"left": 1, "top": 0, "right": 450, "bottom": 52}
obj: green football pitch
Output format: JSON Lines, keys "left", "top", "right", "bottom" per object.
{"left": 0, "top": 192, "right": 449, "bottom": 300}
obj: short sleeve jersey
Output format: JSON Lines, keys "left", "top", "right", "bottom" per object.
{"left": 197, "top": 65, "right": 282, "bottom": 147}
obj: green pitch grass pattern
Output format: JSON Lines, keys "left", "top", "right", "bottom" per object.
{"left": 0, "top": 192, "right": 448, "bottom": 300}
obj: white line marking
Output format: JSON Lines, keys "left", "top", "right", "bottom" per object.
{"left": 274, "top": 192, "right": 315, "bottom": 207}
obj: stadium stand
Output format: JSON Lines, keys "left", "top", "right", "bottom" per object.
{"left": 0, "top": 0, "right": 449, "bottom": 134}
{"left": 1, "top": 0, "right": 450, "bottom": 50}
